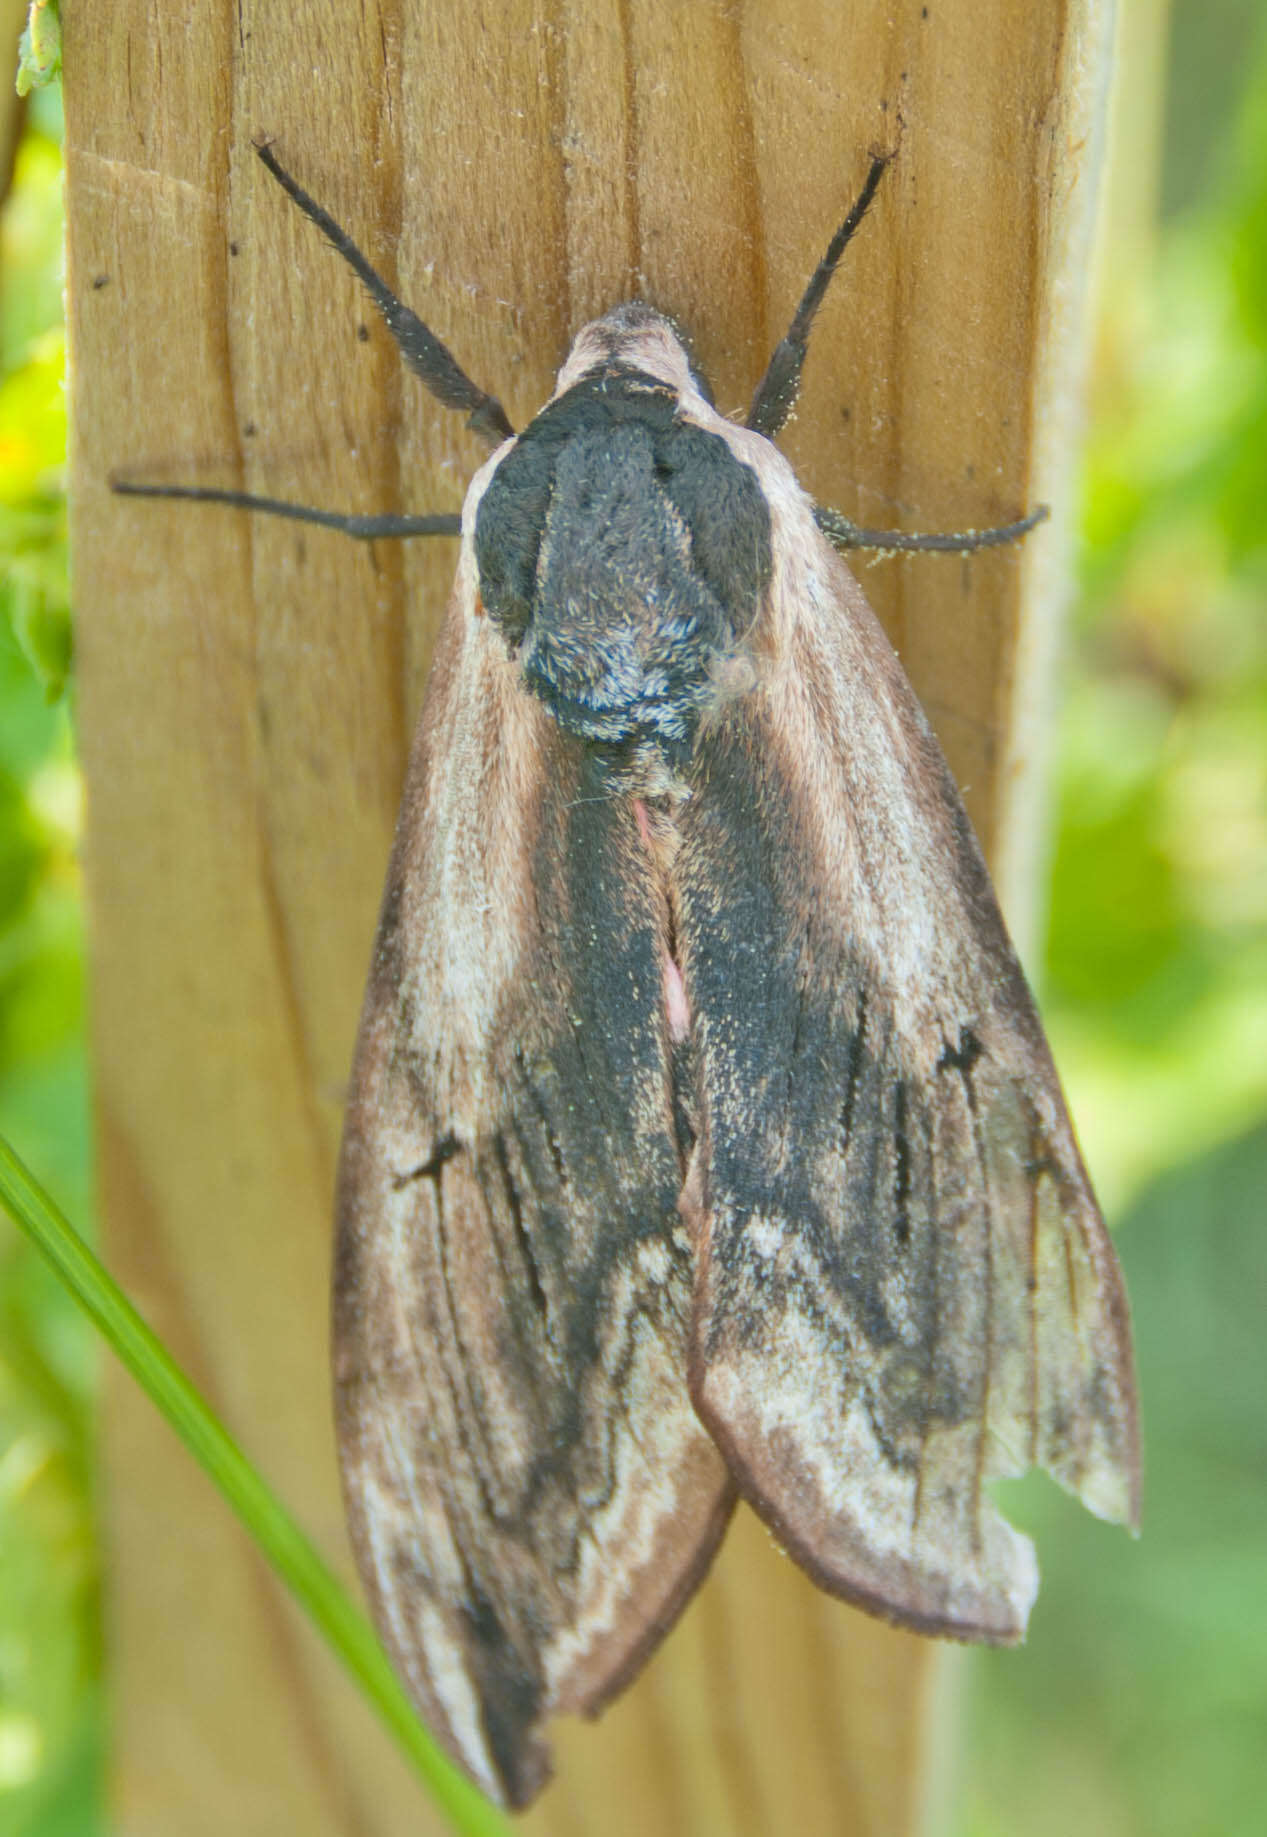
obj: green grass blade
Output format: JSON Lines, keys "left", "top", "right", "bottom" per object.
{"left": 0, "top": 1130, "right": 510, "bottom": 1837}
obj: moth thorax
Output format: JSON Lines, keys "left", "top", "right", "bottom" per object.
{"left": 473, "top": 365, "right": 774, "bottom": 760}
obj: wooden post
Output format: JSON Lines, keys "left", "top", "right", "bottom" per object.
{"left": 64, "top": 3, "right": 1112, "bottom": 1832}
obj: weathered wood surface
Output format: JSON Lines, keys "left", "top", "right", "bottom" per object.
{"left": 64, "top": 2, "right": 1111, "bottom": 1831}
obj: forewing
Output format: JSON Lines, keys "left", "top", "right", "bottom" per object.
{"left": 676, "top": 480, "right": 1139, "bottom": 1643}
{"left": 335, "top": 553, "right": 732, "bottom": 1808}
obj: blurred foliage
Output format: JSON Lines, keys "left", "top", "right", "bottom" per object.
{"left": 963, "top": 5, "right": 1267, "bottom": 1835}
{"left": 15, "top": 7, "right": 62, "bottom": 102}
{"left": 0, "top": 4, "right": 1263, "bottom": 1834}
{"left": 963, "top": 1124, "right": 1267, "bottom": 1837}
{"left": 0, "top": 75, "right": 98, "bottom": 1837}
{"left": 0, "top": 106, "right": 68, "bottom": 702}
{"left": 1041, "top": 0, "right": 1267, "bottom": 1218}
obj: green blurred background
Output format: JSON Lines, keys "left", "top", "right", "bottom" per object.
{"left": 0, "top": 3, "right": 1264, "bottom": 1832}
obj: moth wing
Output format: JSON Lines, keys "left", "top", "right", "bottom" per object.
{"left": 677, "top": 472, "right": 1139, "bottom": 1642}
{"left": 335, "top": 549, "right": 732, "bottom": 1808}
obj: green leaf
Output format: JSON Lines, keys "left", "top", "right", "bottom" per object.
{"left": 15, "top": 2, "right": 61, "bottom": 98}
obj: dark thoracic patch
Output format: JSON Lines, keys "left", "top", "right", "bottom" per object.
{"left": 474, "top": 367, "right": 772, "bottom": 760}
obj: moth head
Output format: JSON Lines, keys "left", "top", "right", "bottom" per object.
{"left": 555, "top": 304, "right": 716, "bottom": 409}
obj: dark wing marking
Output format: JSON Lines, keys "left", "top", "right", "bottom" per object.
{"left": 675, "top": 501, "right": 1139, "bottom": 1643}
{"left": 335, "top": 576, "right": 732, "bottom": 1808}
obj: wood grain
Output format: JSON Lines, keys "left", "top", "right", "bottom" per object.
{"left": 64, "top": 2, "right": 1111, "bottom": 1831}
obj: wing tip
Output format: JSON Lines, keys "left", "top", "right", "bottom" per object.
{"left": 690, "top": 1362, "right": 1040, "bottom": 1647}
{"left": 556, "top": 1470, "right": 738, "bottom": 1724}
{"left": 388, "top": 1628, "right": 555, "bottom": 1812}
{"left": 480, "top": 1720, "right": 552, "bottom": 1813}
{"left": 411, "top": 1477, "right": 736, "bottom": 1810}
{"left": 1067, "top": 1433, "right": 1143, "bottom": 1538}
{"left": 460, "top": 1485, "right": 737, "bottom": 1810}
{"left": 1047, "top": 1293, "right": 1143, "bottom": 1536}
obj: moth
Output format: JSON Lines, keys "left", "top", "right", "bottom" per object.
{"left": 117, "top": 141, "right": 1140, "bottom": 1810}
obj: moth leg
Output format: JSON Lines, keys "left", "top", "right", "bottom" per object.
{"left": 747, "top": 153, "right": 891, "bottom": 439}
{"left": 815, "top": 502, "right": 1050, "bottom": 555}
{"left": 109, "top": 476, "right": 461, "bottom": 540}
{"left": 253, "top": 137, "right": 514, "bottom": 447}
